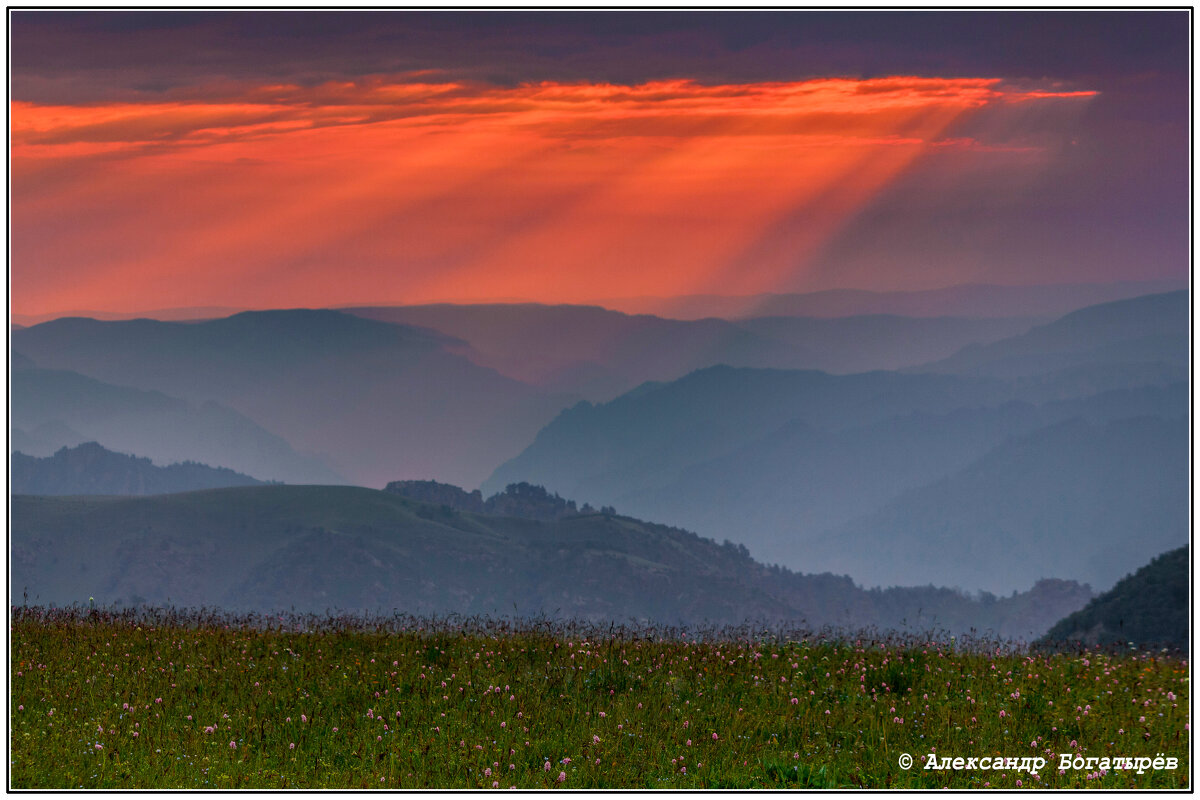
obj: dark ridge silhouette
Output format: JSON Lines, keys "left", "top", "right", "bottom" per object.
{"left": 1037, "top": 547, "right": 1188, "bottom": 650}
{"left": 385, "top": 479, "right": 606, "bottom": 521}
{"left": 12, "top": 442, "right": 267, "bottom": 496}
{"left": 384, "top": 479, "right": 486, "bottom": 513}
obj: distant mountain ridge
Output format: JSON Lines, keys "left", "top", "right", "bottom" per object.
{"left": 599, "top": 280, "right": 1185, "bottom": 320}
{"left": 344, "top": 304, "right": 1038, "bottom": 399}
{"left": 916, "top": 291, "right": 1187, "bottom": 377}
{"left": 10, "top": 484, "right": 1092, "bottom": 639}
{"left": 12, "top": 442, "right": 266, "bottom": 496}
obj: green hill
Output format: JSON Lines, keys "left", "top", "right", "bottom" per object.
{"left": 1037, "top": 547, "right": 1189, "bottom": 649}
{"left": 11, "top": 484, "right": 1090, "bottom": 639}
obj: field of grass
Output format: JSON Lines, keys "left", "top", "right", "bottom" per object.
{"left": 10, "top": 607, "right": 1190, "bottom": 789}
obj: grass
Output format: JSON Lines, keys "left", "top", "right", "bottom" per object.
{"left": 9, "top": 606, "right": 1190, "bottom": 789}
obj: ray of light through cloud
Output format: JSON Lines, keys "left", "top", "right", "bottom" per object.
{"left": 12, "top": 75, "right": 1100, "bottom": 316}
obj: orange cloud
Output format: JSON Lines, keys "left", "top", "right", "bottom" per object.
{"left": 10, "top": 76, "right": 1097, "bottom": 316}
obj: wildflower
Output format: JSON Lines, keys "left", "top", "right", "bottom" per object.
{"left": 290, "top": 743, "right": 295, "bottom": 750}
{"left": 557, "top": 772, "right": 566, "bottom": 783}
{"left": 544, "top": 762, "right": 551, "bottom": 772}
{"left": 229, "top": 741, "right": 237, "bottom": 750}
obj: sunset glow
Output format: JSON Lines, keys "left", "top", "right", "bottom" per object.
{"left": 12, "top": 76, "right": 1098, "bottom": 316}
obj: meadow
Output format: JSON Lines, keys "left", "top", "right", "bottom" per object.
{"left": 9, "top": 607, "right": 1190, "bottom": 789}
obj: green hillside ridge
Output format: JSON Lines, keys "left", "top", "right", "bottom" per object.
{"left": 1037, "top": 547, "right": 1189, "bottom": 649}
{"left": 11, "top": 484, "right": 1091, "bottom": 639}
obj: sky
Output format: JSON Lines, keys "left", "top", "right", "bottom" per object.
{"left": 9, "top": 11, "right": 1190, "bottom": 317}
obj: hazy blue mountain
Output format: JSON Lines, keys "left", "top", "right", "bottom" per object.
{"left": 345, "top": 303, "right": 810, "bottom": 400}
{"left": 10, "top": 366, "right": 340, "bottom": 484}
{"left": 9, "top": 484, "right": 1091, "bottom": 638}
{"left": 12, "top": 442, "right": 266, "bottom": 495}
{"left": 484, "top": 294, "right": 1186, "bottom": 592}
{"left": 11, "top": 420, "right": 90, "bottom": 457}
{"left": 345, "top": 303, "right": 1037, "bottom": 400}
{"left": 732, "top": 314, "right": 1041, "bottom": 373}
{"left": 917, "top": 290, "right": 1188, "bottom": 378}
{"left": 614, "top": 400, "right": 1086, "bottom": 568}
{"left": 484, "top": 363, "right": 1066, "bottom": 503}
{"left": 600, "top": 280, "right": 1185, "bottom": 320}
{"left": 808, "top": 416, "right": 1187, "bottom": 595}
{"left": 489, "top": 379, "right": 1185, "bottom": 573}
{"left": 1038, "top": 547, "right": 1188, "bottom": 650}
{"left": 12, "top": 350, "right": 36, "bottom": 370}
{"left": 12, "top": 310, "right": 575, "bottom": 488}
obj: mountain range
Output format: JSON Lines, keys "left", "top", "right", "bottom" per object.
{"left": 9, "top": 286, "right": 1188, "bottom": 606}
{"left": 10, "top": 484, "right": 1092, "bottom": 639}
{"left": 12, "top": 310, "right": 573, "bottom": 488}
{"left": 599, "top": 280, "right": 1185, "bottom": 320}
{"left": 483, "top": 292, "right": 1188, "bottom": 594}
{"left": 343, "top": 304, "right": 1039, "bottom": 400}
